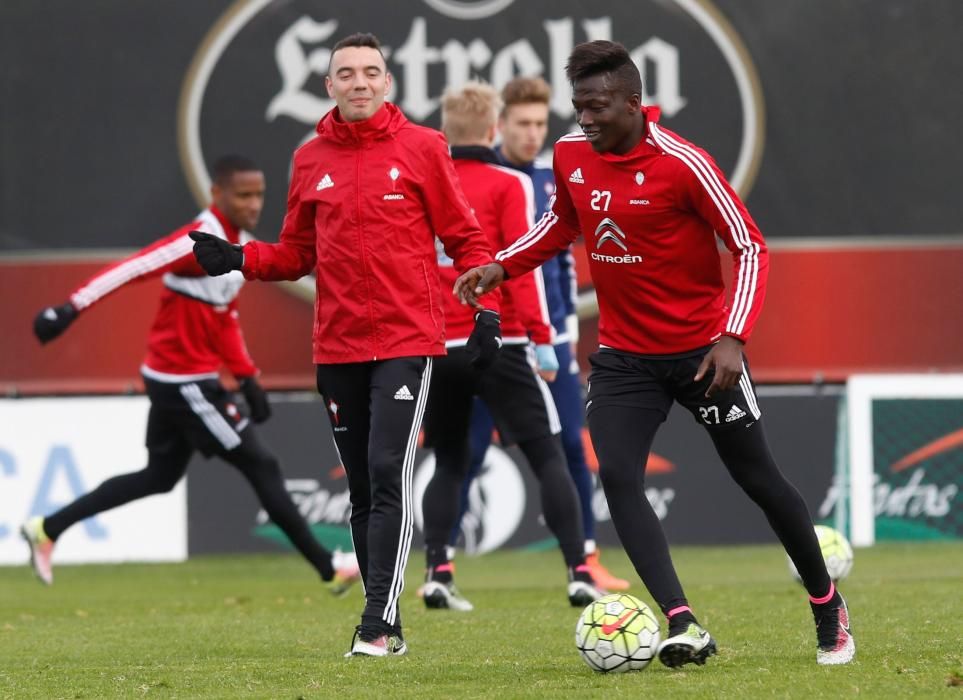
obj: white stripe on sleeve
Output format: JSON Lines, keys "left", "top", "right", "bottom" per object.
{"left": 648, "top": 124, "right": 760, "bottom": 336}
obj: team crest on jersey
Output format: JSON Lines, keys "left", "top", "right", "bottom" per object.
{"left": 635, "top": 171, "right": 645, "bottom": 186}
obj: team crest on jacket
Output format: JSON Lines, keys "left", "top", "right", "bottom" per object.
{"left": 384, "top": 166, "right": 405, "bottom": 200}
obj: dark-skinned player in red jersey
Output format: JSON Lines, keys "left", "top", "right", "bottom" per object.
{"left": 23, "top": 155, "right": 359, "bottom": 595}
{"left": 454, "top": 41, "right": 854, "bottom": 668}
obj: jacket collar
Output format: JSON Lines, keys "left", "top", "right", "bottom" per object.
{"left": 209, "top": 205, "right": 240, "bottom": 243}
{"left": 599, "top": 105, "right": 662, "bottom": 162}
{"left": 493, "top": 145, "right": 534, "bottom": 174}
{"left": 317, "top": 102, "right": 406, "bottom": 144}
{"left": 450, "top": 145, "right": 499, "bottom": 164}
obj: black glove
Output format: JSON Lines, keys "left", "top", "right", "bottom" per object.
{"left": 466, "top": 309, "right": 502, "bottom": 370}
{"left": 189, "top": 231, "right": 243, "bottom": 276}
{"left": 33, "top": 302, "right": 78, "bottom": 344}
{"left": 239, "top": 376, "right": 271, "bottom": 423}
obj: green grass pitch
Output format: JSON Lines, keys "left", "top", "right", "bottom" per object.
{"left": 1, "top": 542, "right": 960, "bottom": 698}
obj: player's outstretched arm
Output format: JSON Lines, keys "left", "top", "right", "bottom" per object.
{"left": 453, "top": 263, "right": 507, "bottom": 309}
{"left": 33, "top": 302, "right": 78, "bottom": 344}
{"left": 189, "top": 231, "right": 243, "bottom": 276}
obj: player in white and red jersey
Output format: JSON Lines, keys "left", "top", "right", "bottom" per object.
{"left": 419, "top": 82, "right": 602, "bottom": 613}
{"left": 455, "top": 41, "right": 854, "bottom": 667}
{"left": 21, "top": 155, "right": 358, "bottom": 594}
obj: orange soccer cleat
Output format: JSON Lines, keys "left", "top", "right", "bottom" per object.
{"left": 585, "top": 550, "right": 631, "bottom": 591}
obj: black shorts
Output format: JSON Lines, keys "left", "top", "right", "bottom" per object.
{"left": 145, "top": 377, "right": 249, "bottom": 457}
{"left": 585, "top": 346, "right": 762, "bottom": 432}
{"left": 423, "top": 345, "right": 560, "bottom": 447}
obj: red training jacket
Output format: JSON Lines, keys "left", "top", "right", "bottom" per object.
{"left": 241, "top": 103, "right": 496, "bottom": 364}
{"left": 496, "top": 107, "right": 769, "bottom": 355}
{"left": 70, "top": 206, "right": 258, "bottom": 381}
{"left": 437, "top": 147, "right": 553, "bottom": 347}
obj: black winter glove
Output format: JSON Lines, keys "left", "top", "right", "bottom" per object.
{"left": 239, "top": 376, "right": 271, "bottom": 423}
{"left": 33, "top": 302, "right": 78, "bottom": 344}
{"left": 189, "top": 231, "right": 243, "bottom": 276}
{"left": 466, "top": 309, "right": 502, "bottom": 370}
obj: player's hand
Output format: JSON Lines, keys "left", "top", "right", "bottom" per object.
{"left": 454, "top": 263, "right": 506, "bottom": 310}
{"left": 534, "top": 343, "right": 559, "bottom": 382}
{"left": 33, "top": 302, "right": 78, "bottom": 344}
{"left": 189, "top": 231, "right": 243, "bottom": 276}
{"left": 695, "top": 336, "right": 745, "bottom": 398}
{"left": 466, "top": 309, "right": 502, "bottom": 370}
{"left": 239, "top": 376, "right": 271, "bottom": 423}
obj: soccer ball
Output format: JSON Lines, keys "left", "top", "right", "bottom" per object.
{"left": 575, "top": 593, "right": 661, "bottom": 673}
{"left": 788, "top": 525, "right": 854, "bottom": 583}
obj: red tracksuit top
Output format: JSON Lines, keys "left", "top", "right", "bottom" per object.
{"left": 241, "top": 103, "right": 496, "bottom": 364}
{"left": 437, "top": 147, "right": 553, "bottom": 347}
{"left": 69, "top": 206, "right": 258, "bottom": 381}
{"left": 496, "top": 107, "right": 769, "bottom": 355}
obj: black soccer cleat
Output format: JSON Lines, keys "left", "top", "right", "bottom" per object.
{"left": 657, "top": 622, "right": 717, "bottom": 668}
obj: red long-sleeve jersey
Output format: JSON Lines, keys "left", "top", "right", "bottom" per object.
{"left": 438, "top": 148, "right": 553, "bottom": 347}
{"left": 69, "top": 206, "right": 258, "bottom": 381}
{"left": 241, "top": 103, "right": 496, "bottom": 364}
{"left": 496, "top": 107, "right": 769, "bottom": 355}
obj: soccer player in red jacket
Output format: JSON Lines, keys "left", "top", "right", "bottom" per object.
{"left": 419, "top": 82, "right": 603, "bottom": 612}
{"left": 23, "top": 155, "right": 358, "bottom": 593}
{"left": 455, "top": 41, "right": 855, "bottom": 667}
{"left": 190, "top": 35, "right": 499, "bottom": 658}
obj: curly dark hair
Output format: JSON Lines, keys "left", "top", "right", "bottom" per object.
{"left": 565, "top": 40, "right": 642, "bottom": 95}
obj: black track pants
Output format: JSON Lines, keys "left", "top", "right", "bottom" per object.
{"left": 316, "top": 357, "right": 432, "bottom": 632}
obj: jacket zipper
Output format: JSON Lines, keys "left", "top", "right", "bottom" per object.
{"left": 422, "top": 260, "right": 438, "bottom": 330}
{"left": 356, "top": 145, "right": 379, "bottom": 360}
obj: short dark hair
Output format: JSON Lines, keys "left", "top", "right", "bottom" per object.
{"left": 565, "top": 40, "right": 642, "bottom": 96}
{"left": 501, "top": 76, "right": 551, "bottom": 115}
{"left": 212, "top": 154, "right": 260, "bottom": 185}
{"left": 329, "top": 32, "right": 386, "bottom": 73}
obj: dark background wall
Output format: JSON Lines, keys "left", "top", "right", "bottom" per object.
{"left": 3, "top": 1, "right": 961, "bottom": 391}
{"left": 2, "top": 0, "right": 961, "bottom": 252}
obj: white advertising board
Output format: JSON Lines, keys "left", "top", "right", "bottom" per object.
{"left": 0, "top": 397, "right": 187, "bottom": 565}
{"left": 846, "top": 374, "right": 963, "bottom": 547}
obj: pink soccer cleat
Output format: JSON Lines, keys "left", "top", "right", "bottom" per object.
{"left": 20, "top": 517, "right": 54, "bottom": 585}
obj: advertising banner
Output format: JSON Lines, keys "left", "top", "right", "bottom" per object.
{"left": 3, "top": 1, "right": 962, "bottom": 252}
{"left": 187, "top": 389, "right": 839, "bottom": 557}
{"left": 845, "top": 375, "right": 963, "bottom": 545}
{"left": 0, "top": 397, "right": 187, "bottom": 565}
{"left": 871, "top": 399, "right": 962, "bottom": 540}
